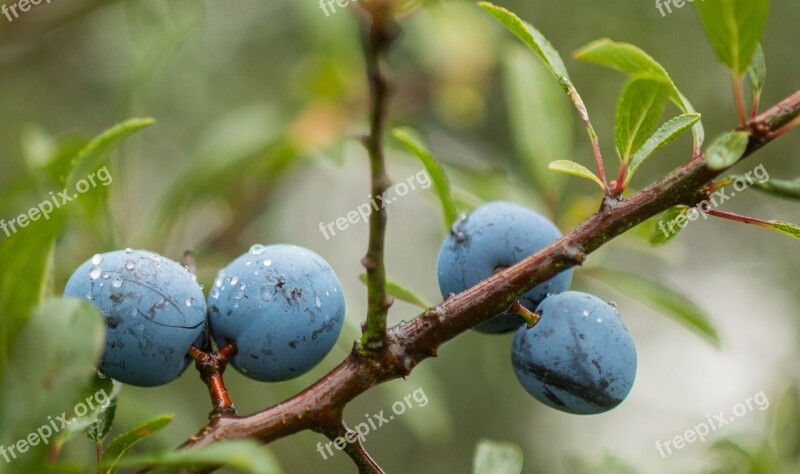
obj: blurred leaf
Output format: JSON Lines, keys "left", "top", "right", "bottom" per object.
{"left": 570, "top": 454, "right": 640, "bottom": 474}
{"left": 548, "top": 160, "right": 605, "bottom": 191}
{"left": 501, "top": 46, "right": 572, "bottom": 195}
{"left": 615, "top": 78, "right": 670, "bottom": 161}
{"left": 772, "top": 385, "right": 800, "bottom": 459}
{"left": 65, "top": 118, "right": 155, "bottom": 188}
{"left": 591, "top": 268, "right": 721, "bottom": 347}
{"left": 745, "top": 176, "right": 800, "bottom": 201}
{"left": 705, "top": 131, "right": 749, "bottom": 170}
{"left": 649, "top": 205, "right": 690, "bottom": 245}
{"left": 480, "top": 2, "right": 601, "bottom": 163}
{"left": 20, "top": 124, "right": 58, "bottom": 170}
{"left": 359, "top": 273, "right": 432, "bottom": 310}
{"left": 626, "top": 114, "right": 701, "bottom": 186}
{"left": 763, "top": 220, "right": 800, "bottom": 241}
{"left": 0, "top": 213, "right": 66, "bottom": 376}
{"left": 102, "top": 414, "right": 175, "bottom": 473}
{"left": 747, "top": 44, "right": 767, "bottom": 95}
{"left": 574, "top": 39, "right": 705, "bottom": 147}
{"left": 472, "top": 439, "right": 523, "bottom": 474}
{"left": 379, "top": 364, "right": 453, "bottom": 443}
{"left": 695, "top": 0, "right": 770, "bottom": 75}
{"left": 117, "top": 440, "right": 282, "bottom": 474}
{"left": 391, "top": 127, "right": 459, "bottom": 229}
{"left": 0, "top": 299, "right": 105, "bottom": 472}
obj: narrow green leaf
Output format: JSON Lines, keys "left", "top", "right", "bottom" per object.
{"left": 695, "top": 0, "right": 770, "bottom": 75}
{"left": 359, "top": 273, "right": 431, "bottom": 310}
{"left": 615, "top": 78, "right": 670, "bottom": 160}
{"left": 0, "top": 299, "right": 105, "bottom": 472}
{"left": 548, "top": 160, "right": 606, "bottom": 191}
{"left": 747, "top": 44, "right": 767, "bottom": 94}
{"left": 574, "top": 39, "right": 705, "bottom": 147}
{"left": 626, "top": 114, "right": 701, "bottom": 186}
{"left": 472, "top": 439, "right": 524, "bottom": 474}
{"left": 650, "top": 206, "right": 691, "bottom": 245}
{"left": 591, "top": 268, "right": 721, "bottom": 347}
{"left": 502, "top": 46, "right": 573, "bottom": 195}
{"left": 391, "top": 127, "right": 459, "bottom": 229}
{"left": 479, "top": 2, "right": 600, "bottom": 159}
{"left": 704, "top": 131, "right": 750, "bottom": 170}
{"left": 66, "top": 118, "right": 155, "bottom": 187}
{"left": 102, "top": 414, "right": 175, "bottom": 473}
{"left": 746, "top": 176, "right": 800, "bottom": 201}
{"left": 116, "top": 441, "right": 282, "bottom": 474}
{"left": 772, "top": 385, "right": 800, "bottom": 459}
{"left": 55, "top": 374, "right": 119, "bottom": 449}
{"left": 764, "top": 220, "right": 800, "bottom": 240}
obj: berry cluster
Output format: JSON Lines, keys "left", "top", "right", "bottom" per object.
{"left": 437, "top": 202, "right": 637, "bottom": 414}
{"left": 64, "top": 245, "right": 345, "bottom": 387}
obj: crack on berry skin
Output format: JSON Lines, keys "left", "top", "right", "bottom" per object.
{"left": 511, "top": 358, "right": 622, "bottom": 410}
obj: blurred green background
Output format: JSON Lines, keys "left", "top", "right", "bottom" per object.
{"left": 0, "top": 0, "right": 799, "bottom": 472}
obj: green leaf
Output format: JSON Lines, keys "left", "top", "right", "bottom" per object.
{"left": 0, "top": 213, "right": 66, "bottom": 373}
{"left": 101, "top": 414, "right": 175, "bottom": 473}
{"left": 472, "top": 439, "right": 523, "bottom": 474}
{"left": 747, "top": 44, "right": 767, "bottom": 94}
{"left": 479, "top": 2, "right": 600, "bottom": 159}
{"left": 55, "top": 374, "right": 119, "bottom": 450}
{"left": 615, "top": 78, "right": 670, "bottom": 160}
{"left": 359, "top": 273, "right": 431, "bottom": 310}
{"left": 116, "top": 440, "right": 282, "bottom": 474}
{"left": 502, "top": 46, "right": 573, "bottom": 195}
{"left": 391, "top": 127, "right": 459, "bottom": 229}
{"left": 591, "top": 268, "right": 721, "bottom": 347}
{"left": 764, "top": 220, "right": 800, "bottom": 240}
{"left": 0, "top": 299, "right": 105, "bottom": 472}
{"left": 744, "top": 176, "right": 800, "bottom": 201}
{"left": 65, "top": 118, "right": 155, "bottom": 187}
{"left": 574, "top": 39, "right": 705, "bottom": 147}
{"left": 695, "top": 0, "right": 770, "bottom": 75}
{"left": 548, "top": 160, "right": 605, "bottom": 191}
{"left": 772, "top": 385, "right": 800, "bottom": 459}
{"left": 626, "top": 114, "right": 701, "bottom": 186}
{"left": 704, "top": 131, "right": 750, "bottom": 170}
{"left": 649, "top": 206, "right": 690, "bottom": 245}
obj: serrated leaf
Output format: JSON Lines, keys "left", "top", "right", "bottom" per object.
{"left": 479, "top": 2, "right": 600, "bottom": 159}
{"left": 502, "top": 46, "right": 573, "bottom": 195}
{"left": 101, "top": 414, "right": 175, "bottom": 473}
{"left": 548, "top": 160, "right": 605, "bottom": 191}
{"left": 0, "top": 299, "right": 105, "bottom": 472}
{"left": 695, "top": 0, "right": 770, "bottom": 75}
{"left": 764, "top": 220, "right": 800, "bottom": 240}
{"left": 626, "top": 114, "right": 701, "bottom": 186}
{"left": 116, "top": 440, "right": 282, "bottom": 474}
{"left": 649, "top": 206, "right": 690, "bottom": 245}
{"left": 592, "top": 268, "right": 721, "bottom": 347}
{"left": 359, "top": 273, "right": 431, "bottom": 310}
{"left": 574, "top": 39, "right": 705, "bottom": 147}
{"left": 615, "top": 78, "right": 670, "bottom": 160}
{"left": 65, "top": 118, "right": 155, "bottom": 187}
{"left": 744, "top": 176, "right": 800, "bottom": 201}
{"left": 705, "top": 131, "right": 750, "bottom": 170}
{"left": 747, "top": 44, "right": 767, "bottom": 94}
{"left": 472, "top": 439, "right": 523, "bottom": 474}
{"left": 55, "top": 374, "right": 119, "bottom": 450}
{"left": 391, "top": 127, "right": 459, "bottom": 229}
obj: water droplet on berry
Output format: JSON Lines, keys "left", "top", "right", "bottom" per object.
{"left": 112, "top": 277, "right": 123, "bottom": 288}
{"left": 89, "top": 267, "right": 102, "bottom": 280}
{"left": 125, "top": 260, "right": 135, "bottom": 271}
{"left": 229, "top": 276, "right": 239, "bottom": 286}
{"left": 249, "top": 244, "right": 267, "bottom": 255}
{"left": 91, "top": 254, "right": 103, "bottom": 265}
{"left": 263, "top": 259, "right": 272, "bottom": 267}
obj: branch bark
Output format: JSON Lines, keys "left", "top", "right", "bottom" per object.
{"left": 177, "top": 91, "right": 800, "bottom": 464}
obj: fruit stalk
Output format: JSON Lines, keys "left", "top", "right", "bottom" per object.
{"left": 176, "top": 91, "right": 800, "bottom": 463}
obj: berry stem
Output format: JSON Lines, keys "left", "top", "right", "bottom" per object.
{"left": 189, "top": 342, "right": 238, "bottom": 419}
{"left": 510, "top": 300, "right": 541, "bottom": 327}
{"left": 706, "top": 209, "right": 772, "bottom": 228}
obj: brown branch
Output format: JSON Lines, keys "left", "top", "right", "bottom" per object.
{"left": 359, "top": 1, "right": 399, "bottom": 354}
{"left": 317, "top": 421, "right": 385, "bottom": 474}
{"left": 176, "top": 91, "right": 800, "bottom": 466}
